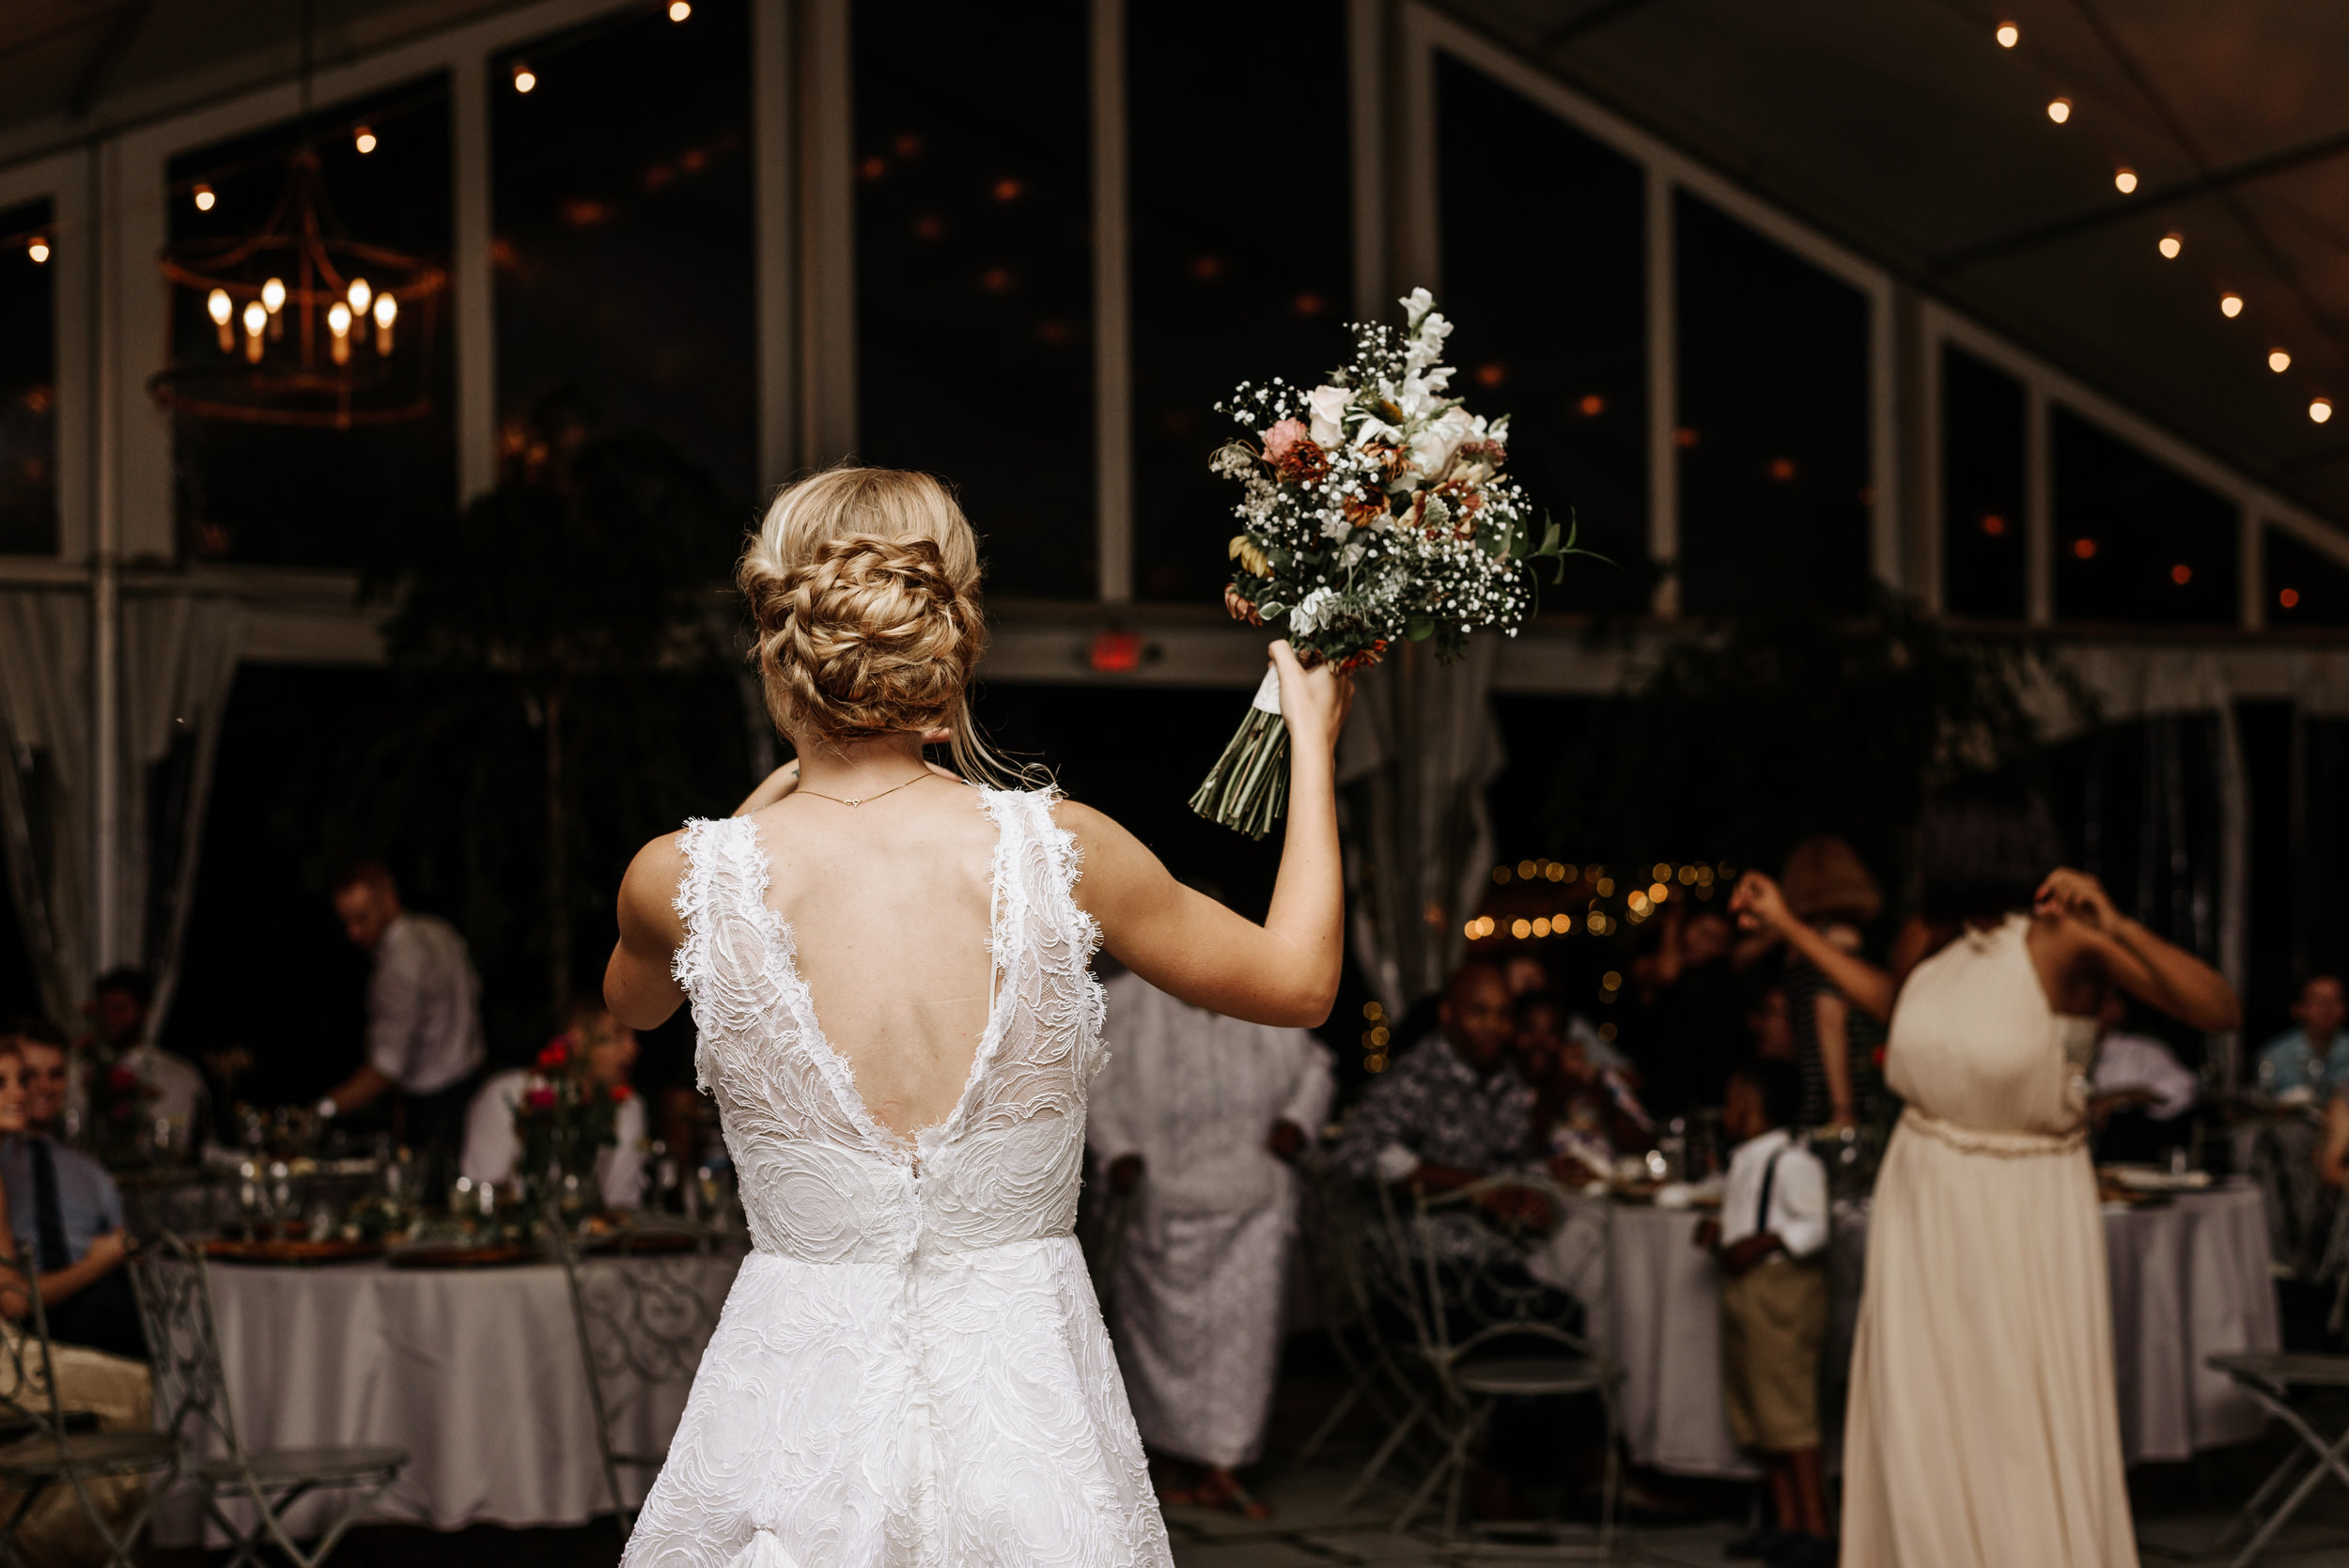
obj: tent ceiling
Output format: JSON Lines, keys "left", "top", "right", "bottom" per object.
{"left": 1458, "top": 0, "right": 2349, "bottom": 524}
{"left": 5, "top": 0, "right": 2347, "bottom": 527}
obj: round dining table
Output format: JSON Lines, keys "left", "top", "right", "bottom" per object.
{"left": 150, "top": 1250, "right": 739, "bottom": 1546}
{"left": 1584, "top": 1180, "right": 2279, "bottom": 1480}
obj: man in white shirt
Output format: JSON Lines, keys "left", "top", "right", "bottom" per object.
{"left": 73, "top": 967, "right": 209, "bottom": 1156}
{"left": 1696, "top": 1058, "right": 1832, "bottom": 1568}
{"left": 1087, "top": 967, "right": 1335, "bottom": 1516}
{"left": 461, "top": 1002, "right": 648, "bottom": 1209}
{"left": 319, "top": 863, "right": 487, "bottom": 1191}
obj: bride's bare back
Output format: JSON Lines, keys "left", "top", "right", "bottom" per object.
{"left": 750, "top": 776, "right": 997, "bottom": 1141}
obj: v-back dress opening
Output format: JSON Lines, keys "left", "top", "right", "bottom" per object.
{"left": 621, "top": 787, "right": 1174, "bottom": 1568}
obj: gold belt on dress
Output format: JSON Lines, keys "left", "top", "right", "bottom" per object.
{"left": 1897, "top": 1106, "right": 2086, "bottom": 1157}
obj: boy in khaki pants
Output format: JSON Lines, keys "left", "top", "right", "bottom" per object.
{"left": 1696, "top": 1058, "right": 1831, "bottom": 1568}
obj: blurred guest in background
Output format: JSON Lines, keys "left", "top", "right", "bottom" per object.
{"left": 1617, "top": 908, "right": 1746, "bottom": 1118}
{"left": 0, "top": 1021, "right": 141, "bottom": 1358}
{"left": 319, "top": 862, "right": 487, "bottom": 1191}
{"left": 1334, "top": 960, "right": 1532, "bottom": 1207}
{"left": 1746, "top": 976, "right": 1795, "bottom": 1064}
{"left": 75, "top": 967, "right": 208, "bottom": 1157}
{"left": 2089, "top": 992, "right": 2200, "bottom": 1166}
{"left": 1775, "top": 835, "right": 1884, "bottom": 1131}
{"left": 1517, "top": 991, "right": 1650, "bottom": 1180}
{"left": 1088, "top": 966, "right": 1335, "bottom": 1517}
{"left": 2254, "top": 973, "right": 2346, "bottom": 1101}
{"left": 461, "top": 1001, "right": 647, "bottom": 1209}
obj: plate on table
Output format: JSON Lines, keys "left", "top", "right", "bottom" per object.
{"left": 385, "top": 1242, "right": 541, "bottom": 1269}
{"left": 204, "top": 1237, "right": 384, "bottom": 1265}
{"left": 2102, "top": 1165, "right": 2214, "bottom": 1193}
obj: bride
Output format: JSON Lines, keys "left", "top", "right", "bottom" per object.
{"left": 603, "top": 466, "right": 1350, "bottom": 1568}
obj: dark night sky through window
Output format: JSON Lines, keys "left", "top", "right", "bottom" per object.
{"left": 0, "top": 197, "right": 55, "bottom": 557}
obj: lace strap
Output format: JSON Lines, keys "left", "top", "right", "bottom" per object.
{"left": 669, "top": 815, "right": 749, "bottom": 994}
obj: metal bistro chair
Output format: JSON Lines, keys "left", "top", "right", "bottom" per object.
{"left": 547, "top": 1208, "right": 727, "bottom": 1540}
{"left": 2206, "top": 1351, "right": 2349, "bottom": 1568}
{"left": 1289, "top": 1157, "right": 1425, "bottom": 1477}
{"left": 1347, "top": 1174, "right": 1621, "bottom": 1556}
{"left": 0, "top": 1250, "right": 178, "bottom": 1568}
{"left": 129, "top": 1233, "right": 406, "bottom": 1568}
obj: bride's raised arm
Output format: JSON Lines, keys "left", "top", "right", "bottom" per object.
{"left": 1063, "top": 641, "right": 1351, "bottom": 1030}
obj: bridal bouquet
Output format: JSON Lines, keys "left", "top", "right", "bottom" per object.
{"left": 1190, "top": 288, "right": 1582, "bottom": 837}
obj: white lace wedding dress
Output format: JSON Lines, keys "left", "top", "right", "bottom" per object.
{"left": 621, "top": 788, "right": 1174, "bottom": 1568}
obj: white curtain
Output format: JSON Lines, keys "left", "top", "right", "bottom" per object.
{"left": 0, "top": 589, "right": 245, "bottom": 1034}
{"left": 1335, "top": 637, "right": 1505, "bottom": 1016}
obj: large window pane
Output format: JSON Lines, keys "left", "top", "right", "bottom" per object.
{"left": 2264, "top": 526, "right": 2349, "bottom": 627}
{"left": 493, "top": 1, "right": 755, "bottom": 506}
{"left": 1675, "top": 193, "right": 1869, "bottom": 616}
{"left": 1129, "top": 0, "right": 1349, "bottom": 604}
{"left": 2052, "top": 410, "right": 2235, "bottom": 625}
{"left": 165, "top": 79, "right": 455, "bottom": 566}
{"left": 856, "top": 0, "right": 1093, "bottom": 600}
{"left": 1439, "top": 56, "right": 1648, "bottom": 614}
{"left": 0, "top": 198, "right": 55, "bottom": 556}
{"left": 1940, "top": 345, "right": 2025, "bottom": 620}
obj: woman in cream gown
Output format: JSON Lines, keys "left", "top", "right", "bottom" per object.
{"left": 1735, "top": 775, "right": 2238, "bottom": 1568}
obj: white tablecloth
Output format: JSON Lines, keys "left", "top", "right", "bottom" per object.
{"left": 153, "top": 1252, "right": 739, "bottom": 1545}
{"left": 1586, "top": 1184, "right": 2278, "bottom": 1480}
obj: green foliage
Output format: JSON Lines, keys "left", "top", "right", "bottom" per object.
{"left": 1542, "top": 592, "right": 2081, "bottom": 893}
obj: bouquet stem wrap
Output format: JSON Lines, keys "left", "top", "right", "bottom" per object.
{"left": 1189, "top": 668, "right": 1289, "bottom": 840}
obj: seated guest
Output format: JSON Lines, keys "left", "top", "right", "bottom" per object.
{"left": 2090, "top": 993, "right": 2200, "bottom": 1166}
{"left": 461, "top": 1001, "right": 648, "bottom": 1209}
{"left": 1517, "top": 992, "right": 1650, "bottom": 1181}
{"left": 1087, "top": 965, "right": 1335, "bottom": 1518}
{"left": 1695, "top": 1058, "right": 1832, "bottom": 1568}
{"left": 1334, "top": 959, "right": 1533, "bottom": 1203}
{"left": 2254, "top": 973, "right": 2347, "bottom": 1102}
{"left": 76, "top": 967, "right": 209, "bottom": 1156}
{"left": 0, "top": 1021, "right": 142, "bottom": 1358}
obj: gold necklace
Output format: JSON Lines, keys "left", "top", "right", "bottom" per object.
{"left": 796, "top": 771, "right": 932, "bottom": 809}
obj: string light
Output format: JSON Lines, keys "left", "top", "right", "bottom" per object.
{"left": 2280, "top": 589, "right": 2302, "bottom": 609}
{"left": 2158, "top": 232, "right": 2183, "bottom": 259}
{"left": 373, "top": 291, "right": 397, "bottom": 354}
{"left": 2170, "top": 564, "right": 2193, "bottom": 585}
{"left": 1996, "top": 21, "right": 2019, "bottom": 47}
{"left": 193, "top": 184, "right": 216, "bottom": 211}
{"left": 241, "top": 300, "right": 266, "bottom": 363}
{"left": 354, "top": 125, "right": 377, "bottom": 154}
{"left": 328, "top": 301, "right": 353, "bottom": 365}
{"left": 2113, "top": 168, "right": 2138, "bottom": 194}
{"left": 2220, "top": 292, "right": 2244, "bottom": 318}
{"left": 2046, "top": 98, "right": 2072, "bottom": 124}
{"left": 511, "top": 62, "right": 537, "bottom": 93}
{"left": 208, "top": 288, "right": 233, "bottom": 352}
{"left": 2313, "top": 398, "right": 2335, "bottom": 425}
{"left": 668, "top": 0, "right": 692, "bottom": 17}
{"left": 26, "top": 238, "right": 48, "bottom": 263}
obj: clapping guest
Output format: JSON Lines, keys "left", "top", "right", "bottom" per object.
{"left": 1517, "top": 992, "right": 1649, "bottom": 1180}
{"left": 1773, "top": 836, "right": 1883, "bottom": 1130}
{"left": 0, "top": 1021, "right": 142, "bottom": 1358}
{"left": 461, "top": 1001, "right": 648, "bottom": 1209}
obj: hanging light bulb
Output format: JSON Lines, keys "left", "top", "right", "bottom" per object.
{"left": 208, "top": 287, "right": 234, "bottom": 352}
{"left": 193, "top": 183, "right": 216, "bottom": 211}
{"left": 2220, "top": 292, "right": 2244, "bottom": 318}
{"left": 2113, "top": 168, "right": 2139, "bottom": 194}
{"left": 373, "top": 291, "right": 397, "bottom": 355}
{"left": 241, "top": 299, "right": 267, "bottom": 363}
{"left": 26, "top": 238, "right": 48, "bottom": 263}
{"left": 511, "top": 61, "right": 537, "bottom": 93}
{"left": 347, "top": 278, "right": 373, "bottom": 345}
{"left": 1996, "top": 21, "right": 2019, "bottom": 47}
{"left": 260, "top": 276, "right": 287, "bottom": 339}
{"left": 354, "top": 125, "right": 378, "bottom": 154}
{"left": 2314, "top": 398, "right": 2335, "bottom": 425}
{"left": 328, "top": 301, "right": 352, "bottom": 365}
{"left": 2159, "top": 232, "right": 2183, "bottom": 259}
{"left": 2270, "top": 349, "right": 2293, "bottom": 374}
{"left": 668, "top": 0, "right": 692, "bottom": 18}
{"left": 2046, "top": 97, "right": 2073, "bottom": 124}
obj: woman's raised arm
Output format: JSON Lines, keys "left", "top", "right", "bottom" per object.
{"left": 1066, "top": 642, "right": 1351, "bottom": 1029}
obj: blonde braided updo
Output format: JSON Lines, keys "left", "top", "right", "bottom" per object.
{"left": 739, "top": 466, "right": 1009, "bottom": 780}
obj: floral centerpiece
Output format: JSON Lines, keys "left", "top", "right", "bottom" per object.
{"left": 1190, "top": 288, "right": 1586, "bottom": 838}
{"left": 86, "top": 1049, "right": 160, "bottom": 1162}
{"left": 512, "top": 1031, "right": 632, "bottom": 1203}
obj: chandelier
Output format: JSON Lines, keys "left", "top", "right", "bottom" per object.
{"left": 148, "top": 146, "right": 446, "bottom": 428}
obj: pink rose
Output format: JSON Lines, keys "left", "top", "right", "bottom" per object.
{"left": 1261, "top": 419, "right": 1329, "bottom": 483}
{"left": 524, "top": 1087, "right": 557, "bottom": 1111}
